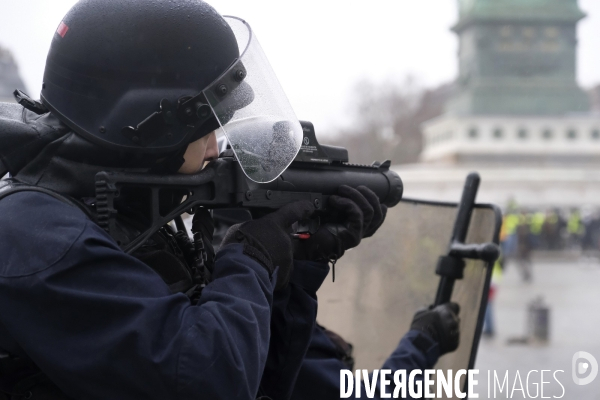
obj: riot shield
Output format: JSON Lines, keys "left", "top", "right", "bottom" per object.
{"left": 316, "top": 197, "right": 501, "bottom": 397}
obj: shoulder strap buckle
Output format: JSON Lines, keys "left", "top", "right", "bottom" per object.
{"left": 13, "top": 90, "right": 48, "bottom": 115}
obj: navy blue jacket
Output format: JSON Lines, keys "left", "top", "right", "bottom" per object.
{"left": 292, "top": 327, "right": 440, "bottom": 399}
{"left": 0, "top": 191, "right": 275, "bottom": 399}
{"left": 259, "top": 258, "right": 330, "bottom": 399}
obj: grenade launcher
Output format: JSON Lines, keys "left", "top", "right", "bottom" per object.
{"left": 94, "top": 121, "right": 403, "bottom": 254}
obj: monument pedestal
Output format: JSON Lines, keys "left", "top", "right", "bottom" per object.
{"left": 397, "top": 163, "right": 600, "bottom": 208}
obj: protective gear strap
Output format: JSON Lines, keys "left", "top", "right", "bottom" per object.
{"left": 13, "top": 90, "right": 48, "bottom": 115}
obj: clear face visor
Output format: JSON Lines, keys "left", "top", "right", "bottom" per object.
{"left": 203, "top": 16, "right": 302, "bottom": 183}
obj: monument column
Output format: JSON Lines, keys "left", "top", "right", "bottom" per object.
{"left": 451, "top": 0, "right": 588, "bottom": 116}
{"left": 411, "top": 0, "right": 600, "bottom": 207}
{"left": 421, "top": 0, "right": 598, "bottom": 166}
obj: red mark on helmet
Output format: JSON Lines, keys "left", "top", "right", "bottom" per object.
{"left": 56, "top": 22, "right": 69, "bottom": 38}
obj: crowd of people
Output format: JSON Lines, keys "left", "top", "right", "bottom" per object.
{"left": 497, "top": 204, "right": 600, "bottom": 283}
{"left": 500, "top": 206, "right": 600, "bottom": 255}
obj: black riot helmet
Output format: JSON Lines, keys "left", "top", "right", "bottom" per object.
{"left": 41, "top": 0, "right": 303, "bottom": 183}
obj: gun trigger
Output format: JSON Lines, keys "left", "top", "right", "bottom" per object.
{"left": 292, "top": 233, "right": 311, "bottom": 240}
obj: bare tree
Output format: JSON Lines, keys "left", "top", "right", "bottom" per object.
{"left": 326, "top": 77, "right": 454, "bottom": 165}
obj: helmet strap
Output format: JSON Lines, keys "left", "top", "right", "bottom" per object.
{"left": 121, "top": 95, "right": 213, "bottom": 148}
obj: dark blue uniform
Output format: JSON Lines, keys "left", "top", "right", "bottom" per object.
{"left": 292, "top": 327, "right": 440, "bottom": 399}
{"left": 0, "top": 191, "right": 274, "bottom": 399}
{"left": 0, "top": 191, "right": 439, "bottom": 399}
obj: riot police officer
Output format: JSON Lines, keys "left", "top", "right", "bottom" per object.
{"left": 0, "top": 1, "right": 460, "bottom": 399}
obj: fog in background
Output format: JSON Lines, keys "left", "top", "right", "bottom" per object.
{"left": 1, "top": 0, "right": 599, "bottom": 139}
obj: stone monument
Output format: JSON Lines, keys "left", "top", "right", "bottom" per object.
{"left": 400, "top": 0, "right": 600, "bottom": 207}
{"left": 450, "top": 0, "right": 588, "bottom": 116}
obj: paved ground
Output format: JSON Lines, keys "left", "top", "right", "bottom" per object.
{"left": 474, "top": 255, "right": 600, "bottom": 399}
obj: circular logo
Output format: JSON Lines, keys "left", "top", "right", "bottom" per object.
{"left": 303, "top": 137, "right": 310, "bottom": 145}
{"left": 573, "top": 351, "right": 598, "bottom": 385}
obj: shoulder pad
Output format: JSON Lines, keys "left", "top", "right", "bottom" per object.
{"left": 0, "top": 102, "right": 69, "bottom": 176}
{"left": 0, "top": 191, "right": 87, "bottom": 278}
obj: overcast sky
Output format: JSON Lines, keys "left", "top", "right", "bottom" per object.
{"left": 1, "top": 1, "right": 599, "bottom": 134}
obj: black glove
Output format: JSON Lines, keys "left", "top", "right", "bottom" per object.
{"left": 410, "top": 302, "right": 461, "bottom": 356}
{"left": 295, "top": 185, "right": 387, "bottom": 262}
{"left": 221, "top": 201, "right": 315, "bottom": 290}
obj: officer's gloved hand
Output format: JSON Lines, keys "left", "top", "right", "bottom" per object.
{"left": 191, "top": 207, "right": 215, "bottom": 270}
{"left": 410, "top": 302, "right": 461, "bottom": 356}
{"left": 221, "top": 201, "right": 315, "bottom": 290}
{"left": 295, "top": 185, "right": 387, "bottom": 263}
